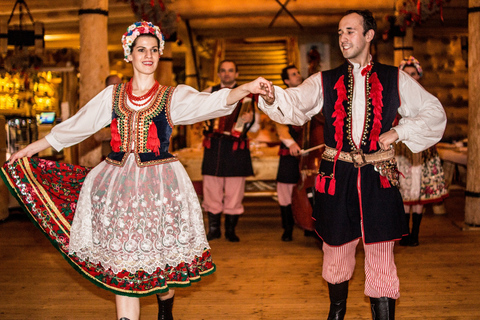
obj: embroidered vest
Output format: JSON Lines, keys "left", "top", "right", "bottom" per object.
{"left": 106, "top": 83, "right": 177, "bottom": 167}
{"left": 321, "top": 61, "right": 400, "bottom": 154}
{"left": 317, "top": 61, "right": 400, "bottom": 195}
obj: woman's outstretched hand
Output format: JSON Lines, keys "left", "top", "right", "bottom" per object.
{"left": 7, "top": 138, "right": 52, "bottom": 164}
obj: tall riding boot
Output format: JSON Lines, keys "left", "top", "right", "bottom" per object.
{"left": 410, "top": 213, "right": 423, "bottom": 246}
{"left": 399, "top": 213, "right": 410, "bottom": 246}
{"left": 280, "top": 205, "right": 294, "bottom": 241}
{"left": 224, "top": 214, "right": 240, "bottom": 242}
{"left": 370, "top": 297, "right": 395, "bottom": 320}
{"left": 156, "top": 295, "right": 174, "bottom": 320}
{"left": 327, "top": 281, "right": 348, "bottom": 320}
{"left": 207, "top": 212, "right": 221, "bottom": 240}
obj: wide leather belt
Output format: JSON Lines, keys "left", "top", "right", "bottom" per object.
{"left": 322, "top": 145, "right": 395, "bottom": 168}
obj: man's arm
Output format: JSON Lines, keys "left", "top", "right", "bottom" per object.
{"left": 394, "top": 71, "right": 447, "bottom": 153}
{"left": 257, "top": 73, "right": 324, "bottom": 126}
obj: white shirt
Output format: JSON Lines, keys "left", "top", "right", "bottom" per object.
{"left": 46, "top": 85, "right": 236, "bottom": 152}
{"left": 257, "top": 61, "right": 447, "bottom": 153}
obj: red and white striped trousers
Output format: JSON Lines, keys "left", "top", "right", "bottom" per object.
{"left": 322, "top": 239, "right": 400, "bottom": 299}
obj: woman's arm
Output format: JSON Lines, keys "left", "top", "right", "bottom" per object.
{"left": 8, "top": 87, "right": 113, "bottom": 163}
{"left": 8, "top": 138, "right": 52, "bottom": 163}
{"left": 170, "top": 77, "right": 274, "bottom": 125}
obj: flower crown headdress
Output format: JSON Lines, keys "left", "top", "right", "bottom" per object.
{"left": 399, "top": 56, "right": 423, "bottom": 78}
{"left": 121, "top": 21, "right": 165, "bottom": 62}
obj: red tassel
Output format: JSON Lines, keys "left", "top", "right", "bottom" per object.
{"left": 146, "top": 122, "right": 161, "bottom": 156}
{"left": 240, "top": 140, "right": 245, "bottom": 149}
{"left": 203, "top": 138, "right": 211, "bottom": 149}
{"left": 233, "top": 141, "right": 239, "bottom": 151}
{"left": 110, "top": 118, "right": 121, "bottom": 152}
{"left": 328, "top": 178, "right": 336, "bottom": 195}
{"left": 368, "top": 73, "right": 384, "bottom": 151}
{"left": 316, "top": 175, "right": 326, "bottom": 193}
{"left": 380, "top": 175, "right": 391, "bottom": 188}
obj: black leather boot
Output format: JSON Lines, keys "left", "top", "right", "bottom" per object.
{"left": 327, "top": 281, "right": 348, "bottom": 320}
{"left": 410, "top": 213, "right": 422, "bottom": 246}
{"left": 224, "top": 214, "right": 240, "bottom": 242}
{"left": 399, "top": 213, "right": 410, "bottom": 246}
{"left": 280, "top": 205, "right": 294, "bottom": 241}
{"left": 157, "top": 295, "right": 174, "bottom": 320}
{"left": 206, "top": 212, "right": 221, "bottom": 240}
{"left": 370, "top": 297, "right": 395, "bottom": 320}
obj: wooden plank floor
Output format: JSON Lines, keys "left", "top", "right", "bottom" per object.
{"left": 1, "top": 187, "right": 480, "bottom": 319}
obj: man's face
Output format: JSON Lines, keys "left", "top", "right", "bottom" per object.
{"left": 218, "top": 62, "right": 238, "bottom": 87}
{"left": 285, "top": 68, "right": 303, "bottom": 88}
{"left": 338, "top": 13, "right": 373, "bottom": 64}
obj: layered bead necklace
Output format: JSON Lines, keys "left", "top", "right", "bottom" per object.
{"left": 125, "top": 79, "right": 159, "bottom": 107}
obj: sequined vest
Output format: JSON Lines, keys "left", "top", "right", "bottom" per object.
{"left": 106, "top": 83, "right": 177, "bottom": 167}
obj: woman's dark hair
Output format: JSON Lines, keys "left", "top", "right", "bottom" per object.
{"left": 131, "top": 33, "right": 160, "bottom": 50}
{"left": 345, "top": 9, "right": 377, "bottom": 38}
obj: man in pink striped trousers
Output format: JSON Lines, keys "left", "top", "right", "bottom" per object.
{"left": 257, "top": 9, "right": 446, "bottom": 320}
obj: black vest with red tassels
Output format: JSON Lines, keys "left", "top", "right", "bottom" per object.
{"left": 105, "top": 83, "right": 177, "bottom": 167}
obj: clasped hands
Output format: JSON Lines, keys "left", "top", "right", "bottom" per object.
{"left": 247, "top": 77, "right": 275, "bottom": 105}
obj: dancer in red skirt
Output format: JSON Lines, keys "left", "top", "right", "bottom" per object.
{"left": 1, "top": 21, "right": 273, "bottom": 320}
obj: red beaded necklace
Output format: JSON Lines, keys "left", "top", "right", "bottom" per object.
{"left": 126, "top": 79, "right": 159, "bottom": 106}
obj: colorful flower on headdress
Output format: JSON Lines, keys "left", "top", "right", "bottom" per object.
{"left": 399, "top": 56, "right": 423, "bottom": 78}
{"left": 121, "top": 21, "right": 165, "bottom": 62}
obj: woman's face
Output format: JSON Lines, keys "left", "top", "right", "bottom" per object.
{"left": 403, "top": 65, "right": 421, "bottom": 81}
{"left": 127, "top": 35, "right": 160, "bottom": 75}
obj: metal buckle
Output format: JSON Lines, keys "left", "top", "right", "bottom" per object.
{"left": 350, "top": 149, "right": 367, "bottom": 168}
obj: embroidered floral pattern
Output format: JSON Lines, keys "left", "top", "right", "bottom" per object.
{"left": 122, "top": 21, "right": 165, "bottom": 62}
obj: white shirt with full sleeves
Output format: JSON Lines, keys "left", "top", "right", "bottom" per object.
{"left": 257, "top": 61, "right": 447, "bottom": 153}
{"left": 45, "top": 84, "right": 235, "bottom": 152}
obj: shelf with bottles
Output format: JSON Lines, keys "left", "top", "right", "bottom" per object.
{"left": 0, "top": 71, "right": 60, "bottom": 115}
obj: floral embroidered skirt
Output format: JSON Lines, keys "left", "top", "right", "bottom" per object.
{"left": 396, "top": 144, "right": 448, "bottom": 206}
{"left": 1, "top": 155, "right": 215, "bottom": 297}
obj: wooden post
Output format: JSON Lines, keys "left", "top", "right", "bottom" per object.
{"left": 77, "top": 0, "right": 109, "bottom": 167}
{"left": 393, "top": 26, "right": 413, "bottom": 67}
{"left": 156, "top": 42, "right": 173, "bottom": 86}
{"left": 465, "top": 0, "right": 480, "bottom": 227}
{"left": 0, "top": 116, "right": 9, "bottom": 221}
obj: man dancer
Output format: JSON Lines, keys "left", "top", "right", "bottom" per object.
{"left": 202, "top": 60, "right": 259, "bottom": 242}
{"left": 275, "top": 65, "right": 303, "bottom": 241}
{"left": 258, "top": 10, "right": 446, "bottom": 320}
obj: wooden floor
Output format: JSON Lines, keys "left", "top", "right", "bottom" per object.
{"left": 1, "top": 187, "right": 480, "bottom": 320}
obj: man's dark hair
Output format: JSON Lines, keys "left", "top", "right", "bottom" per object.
{"left": 281, "top": 65, "right": 298, "bottom": 85}
{"left": 345, "top": 9, "right": 377, "bottom": 38}
{"left": 218, "top": 60, "right": 238, "bottom": 73}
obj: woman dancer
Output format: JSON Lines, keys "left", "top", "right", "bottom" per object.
{"left": 396, "top": 56, "right": 448, "bottom": 246}
{"left": 2, "top": 21, "right": 272, "bottom": 320}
